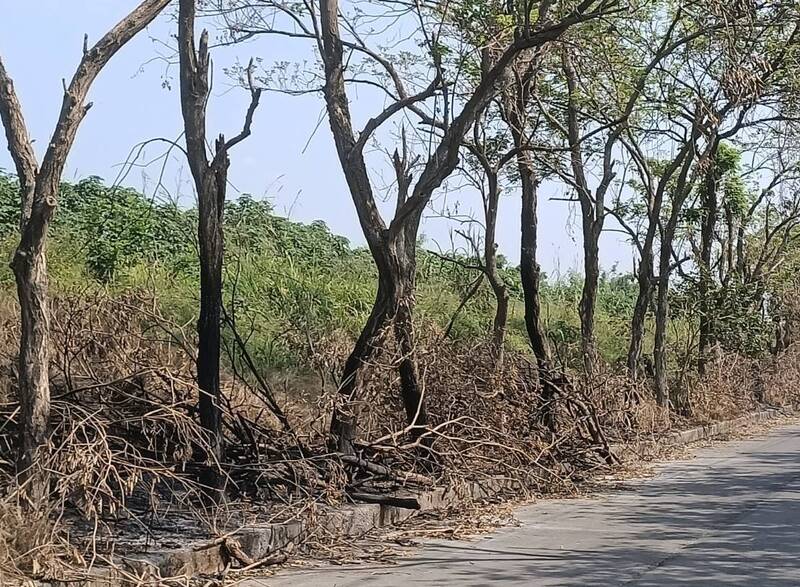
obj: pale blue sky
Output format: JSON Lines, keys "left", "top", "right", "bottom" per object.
{"left": 0, "top": 0, "right": 632, "bottom": 276}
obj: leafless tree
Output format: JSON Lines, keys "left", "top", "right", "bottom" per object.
{"left": 0, "top": 0, "right": 171, "bottom": 497}
{"left": 178, "top": 0, "right": 262, "bottom": 494}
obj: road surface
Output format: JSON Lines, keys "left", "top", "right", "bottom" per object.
{"left": 256, "top": 421, "right": 800, "bottom": 586}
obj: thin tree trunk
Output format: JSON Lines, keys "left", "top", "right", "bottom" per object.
{"left": 511, "top": 119, "right": 557, "bottom": 430}
{"left": 724, "top": 206, "right": 735, "bottom": 283}
{"left": 563, "top": 50, "right": 606, "bottom": 376}
{"left": 627, "top": 252, "right": 653, "bottom": 379}
{"left": 518, "top": 156, "right": 549, "bottom": 365}
{"left": 484, "top": 171, "right": 509, "bottom": 366}
{"left": 654, "top": 201, "right": 686, "bottom": 407}
{"left": 179, "top": 0, "right": 261, "bottom": 495}
{"left": 579, "top": 236, "right": 600, "bottom": 374}
{"left": 653, "top": 270, "right": 670, "bottom": 408}
{"left": 698, "top": 159, "right": 719, "bottom": 376}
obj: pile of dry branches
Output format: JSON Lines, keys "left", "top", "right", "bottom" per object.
{"left": 1, "top": 289, "right": 798, "bottom": 582}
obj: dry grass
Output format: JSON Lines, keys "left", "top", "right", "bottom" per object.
{"left": 0, "top": 290, "right": 799, "bottom": 583}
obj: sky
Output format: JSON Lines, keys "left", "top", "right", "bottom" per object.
{"left": 0, "top": 0, "right": 634, "bottom": 277}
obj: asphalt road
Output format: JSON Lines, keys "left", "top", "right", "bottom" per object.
{"left": 256, "top": 421, "right": 800, "bottom": 586}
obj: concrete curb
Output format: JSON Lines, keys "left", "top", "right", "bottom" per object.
{"left": 57, "top": 406, "right": 794, "bottom": 584}
{"left": 610, "top": 407, "right": 791, "bottom": 461}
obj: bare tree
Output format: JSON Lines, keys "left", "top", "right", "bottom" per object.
{"left": 454, "top": 106, "right": 521, "bottom": 366}
{"left": 316, "top": 0, "right": 617, "bottom": 452}
{"left": 178, "top": 0, "right": 262, "bottom": 494}
{"left": 0, "top": 0, "right": 171, "bottom": 496}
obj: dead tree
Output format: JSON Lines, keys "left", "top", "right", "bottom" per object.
{"left": 178, "top": 0, "right": 261, "bottom": 493}
{"left": 0, "top": 0, "right": 170, "bottom": 497}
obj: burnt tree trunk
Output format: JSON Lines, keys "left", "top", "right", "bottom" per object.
{"left": 579, "top": 232, "right": 600, "bottom": 374}
{"left": 179, "top": 0, "right": 261, "bottom": 494}
{"left": 653, "top": 258, "right": 672, "bottom": 408}
{"left": 518, "top": 164, "right": 550, "bottom": 366}
{"left": 195, "top": 151, "right": 227, "bottom": 491}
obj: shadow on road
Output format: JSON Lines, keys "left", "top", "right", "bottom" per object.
{"left": 262, "top": 428, "right": 800, "bottom": 586}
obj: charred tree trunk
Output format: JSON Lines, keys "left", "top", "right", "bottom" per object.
{"left": 579, "top": 234, "right": 600, "bottom": 374}
{"left": 194, "top": 150, "right": 227, "bottom": 492}
{"left": 179, "top": 0, "right": 261, "bottom": 495}
{"left": 519, "top": 168, "right": 550, "bottom": 367}
{"left": 653, "top": 260, "right": 672, "bottom": 408}
{"left": 503, "top": 90, "right": 550, "bottom": 370}
{"left": 503, "top": 82, "right": 556, "bottom": 429}
{"left": 0, "top": 0, "right": 170, "bottom": 498}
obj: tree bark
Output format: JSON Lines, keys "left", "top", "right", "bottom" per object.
{"left": 195, "top": 154, "right": 226, "bottom": 492}
{"left": 653, "top": 138, "right": 703, "bottom": 407}
{"left": 179, "top": 0, "right": 261, "bottom": 495}
{"left": 579, "top": 236, "right": 600, "bottom": 374}
{"left": 13, "top": 247, "right": 50, "bottom": 489}
{"left": 627, "top": 251, "right": 653, "bottom": 379}
{"left": 653, "top": 240, "right": 673, "bottom": 407}
{"left": 484, "top": 171, "right": 509, "bottom": 365}
{"left": 698, "top": 148, "right": 719, "bottom": 375}
{"left": 330, "top": 233, "right": 428, "bottom": 453}
{"left": 0, "top": 0, "right": 170, "bottom": 498}
{"left": 507, "top": 102, "right": 557, "bottom": 429}
{"left": 331, "top": 284, "right": 390, "bottom": 453}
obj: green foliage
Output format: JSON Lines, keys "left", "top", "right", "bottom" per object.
{"left": 673, "top": 278, "right": 772, "bottom": 357}
{"left": 0, "top": 174, "right": 194, "bottom": 280}
{"left": 0, "top": 173, "right": 783, "bottom": 378}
